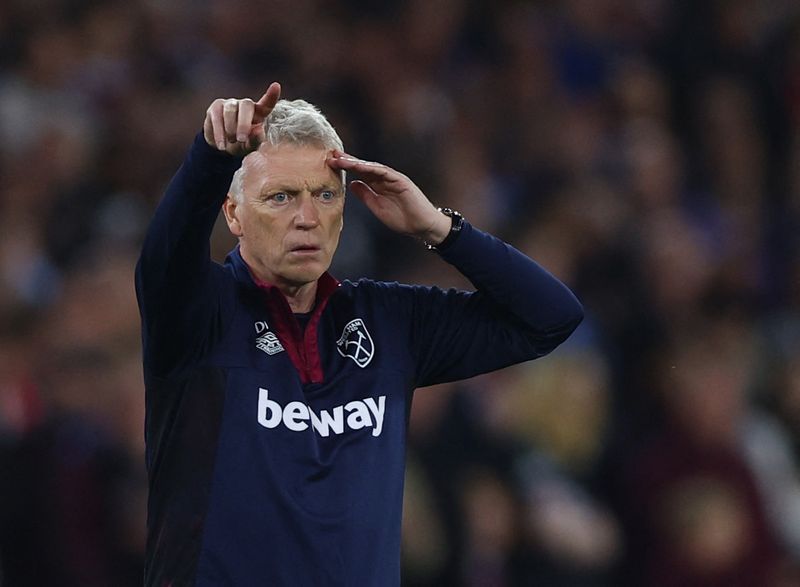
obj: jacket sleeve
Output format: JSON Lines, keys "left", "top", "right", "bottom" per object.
{"left": 135, "top": 133, "right": 243, "bottom": 376}
{"left": 409, "top": 221, "right": 584, "bottom": 387}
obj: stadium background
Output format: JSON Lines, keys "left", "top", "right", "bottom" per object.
{"left": 1, "top": 0, "right": 800, "bottom": 585}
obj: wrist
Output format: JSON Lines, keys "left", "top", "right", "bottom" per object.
{"left": 423, "top": 208, "right": 464, "bottom": 250}
{"left": 420, "top": 210, "right": 452, "bottom": 245}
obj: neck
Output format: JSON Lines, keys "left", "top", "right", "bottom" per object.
{"left": 279, "top": 281, "right": 317, "bottom": 313}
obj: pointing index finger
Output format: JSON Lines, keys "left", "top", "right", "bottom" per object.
{"left": 253, "top": 82, "right": 281, "bottom": 122}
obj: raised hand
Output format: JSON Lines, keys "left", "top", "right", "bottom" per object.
{"left": 203, "top": 82, "right": 281, "bottom": 156}
{"left": 327, "top": 152, "right": 451, "bottom": 245}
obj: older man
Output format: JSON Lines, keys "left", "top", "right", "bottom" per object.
{"left": 135, "top": 82, "right": 583, "bottom": 586}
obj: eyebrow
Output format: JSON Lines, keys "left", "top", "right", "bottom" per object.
{"left": 260, "top": 183, "right": 342, "bottom": 196}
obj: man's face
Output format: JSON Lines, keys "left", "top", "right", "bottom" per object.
{"left": 224, "top": 143, "right": 344, "bottom": 290}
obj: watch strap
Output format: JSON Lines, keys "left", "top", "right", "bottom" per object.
{"left": 425, "top": 207, "right": 464, "bottom": 251}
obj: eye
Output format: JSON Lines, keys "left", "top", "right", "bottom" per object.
{"left": 318, "top": 190, "right": 338, "bottom": 202}
{"left": 268, "top": 192, "right": 289, "bottom": 204}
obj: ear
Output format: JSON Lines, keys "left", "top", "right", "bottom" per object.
{"left": 223, "top": 195, "right": 243, "bottom": 237}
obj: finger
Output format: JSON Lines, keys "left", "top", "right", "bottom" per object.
{"left": 222, "top": 99, "right": 239, "bottom": 143}
{"left": 349, "top": 180, "right": 381, "bottom": 209}
{"left": 255, "top": 82, "right": 281, "bottom": 108}
{"left": 203, "top": 113, "right": 214, "bottom": 147}
{"left": 329, "top": 155, "right": 395, "bottom": 182}
{"left": 330, "top": 151, "right": 379, "bottom": 166}
{"left": 236, "top": 99, "right": 255, "bottom": 143}
{"left": 254, "top": 82, "right": 282, "bottom": 122}
{"left": 328, "top": 152, "right": 375, "bottom": 169}
{"left": 208, "top": 100, "right": 226, "bottom": 150}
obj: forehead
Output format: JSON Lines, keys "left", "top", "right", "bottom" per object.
{"left": 241, "top": 143, "right": 342, "bottom": 194}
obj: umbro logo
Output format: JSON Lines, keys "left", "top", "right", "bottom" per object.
{"left": 255, "top": 321, "right": 284, "bottom": 356}
{"left": 336, "top": 318, "right": 374, "bottom": 368}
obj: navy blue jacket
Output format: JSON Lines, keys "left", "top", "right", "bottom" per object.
{"left": 135, "top": 134, "right": 583, "bottom": 586}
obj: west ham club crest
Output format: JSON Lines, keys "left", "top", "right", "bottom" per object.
{"left": 336, "top": 318, "right": 375, "bottom": 368}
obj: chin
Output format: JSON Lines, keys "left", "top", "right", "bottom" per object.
{"left": 283, "top": 265, "right": 327, "bottom": 287}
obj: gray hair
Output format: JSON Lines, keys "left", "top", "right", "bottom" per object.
{"left": 229, "top": 99, "right": 345, "bottom": 201}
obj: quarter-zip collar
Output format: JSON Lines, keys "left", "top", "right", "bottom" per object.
{"left": 227, "top": 246, "right": 339, "bottom": 384}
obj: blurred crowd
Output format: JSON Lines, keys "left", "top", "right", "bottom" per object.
{"left": 1, "top": 0, "right": 800, "bottom": 585}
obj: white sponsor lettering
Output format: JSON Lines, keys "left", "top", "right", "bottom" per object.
{"left": 310, "top": 406, "right": 345, "bottom": 437}
{"left": 257, "top": 388, "right": 386, "bottom": 437}
{"left": 363, "top": 396, "right": 385, "bottom": 437}
{"left": 258, "top": 389, "right": 281, "bottom": 428}
{"left": 283, "top": 401, "right": 309, "bottom": 431}
{"left": 344, "top": 400, "right": 370, "bottom": 430}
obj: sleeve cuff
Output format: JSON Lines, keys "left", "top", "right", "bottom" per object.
{"left": 189, "top": 132, "right": 245, "bottom": 173}
{"left": 436, "top": 220, "right": 474, "bottom": 260}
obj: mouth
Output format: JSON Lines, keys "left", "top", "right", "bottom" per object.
{"left": 288, "top": 245, "right": 321, "bottom": 255}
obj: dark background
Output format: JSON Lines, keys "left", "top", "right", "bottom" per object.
{"left": 1, "top": 0, "right": 799, "bottom": 585}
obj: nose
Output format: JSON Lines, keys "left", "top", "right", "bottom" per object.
{"left": 294, "top": 194, "right": 320, "bottom": 229}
